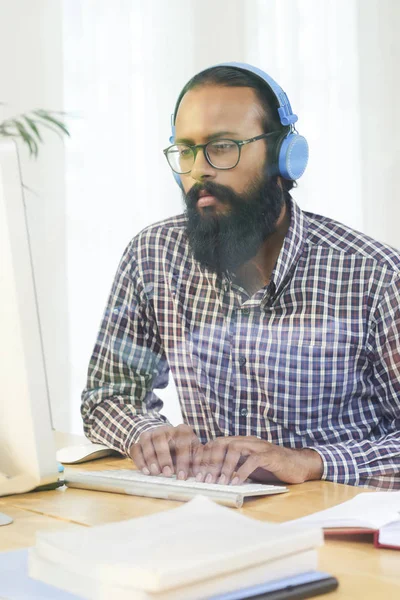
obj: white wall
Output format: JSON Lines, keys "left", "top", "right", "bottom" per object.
{"left": 0, "top": 0, "right": 69, "bottom": 430}
{"left": 357, "top": 0, "right": 400, "bottom": 248}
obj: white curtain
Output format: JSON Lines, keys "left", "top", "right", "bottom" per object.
{"left": 63, "top": 0, "right": 400, "bottom": 432}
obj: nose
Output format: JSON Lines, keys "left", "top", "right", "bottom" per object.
{"left": 190, "top": 147, "right": 217, "bottom": 183}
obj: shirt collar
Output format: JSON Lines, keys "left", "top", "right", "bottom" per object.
{"left": 269, "top": 198, "right": 308, "bottom": 298}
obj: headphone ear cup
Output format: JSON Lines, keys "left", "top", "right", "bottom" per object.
{"left": 278, "top": 133, "right": 309, "bottom": 180}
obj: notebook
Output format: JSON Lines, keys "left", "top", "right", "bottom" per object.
{"left": 64, "top": 468, "right": 288, "bottom": 508}
{"left": 288, "top": 491, "right": 400, "bottom": 550}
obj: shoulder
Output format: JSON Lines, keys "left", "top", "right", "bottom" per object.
{"left": 123, "top": 214, "right": 190, "bottom": 272}
{"left": 304, "top": 210, "right": 400, "bottom": 275}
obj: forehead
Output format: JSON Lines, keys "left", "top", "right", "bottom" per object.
{"left": 174, "top": 85, "right": 263, "bottom": 140}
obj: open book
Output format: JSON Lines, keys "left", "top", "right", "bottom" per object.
{"left": 29, "top": 496, "right": 323, "bottom": 600}
{"left": 288, "top": 491, "right": 400, "bottom": 550}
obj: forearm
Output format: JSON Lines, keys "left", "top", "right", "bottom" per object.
{"left": 81, "top": 392, "right": 170, "bottom": 456}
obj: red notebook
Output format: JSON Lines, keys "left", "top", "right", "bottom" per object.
{"left": 288, "top": 491, "right": 400, "bottom": 551}
{"left": 324, "top": 521, "right": 400, "bottom": 550}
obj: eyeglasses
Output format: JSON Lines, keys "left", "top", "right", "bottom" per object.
{"left": 163, "top": 132, "right": 280, "bottom": 175}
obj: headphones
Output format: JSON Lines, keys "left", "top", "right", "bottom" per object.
{"left": 169, "top": 61, "right": 308, "bottom": 189}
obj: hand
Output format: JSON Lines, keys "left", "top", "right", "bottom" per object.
{"left": 129, "top": 424, "right": 201, "bottom": 480}
{"left": 193, "top": 436, "right": 323, "bottom": 485}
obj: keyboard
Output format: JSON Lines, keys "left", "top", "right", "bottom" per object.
{"left": 64, "top": 469, "right": 288, "bottom": 508}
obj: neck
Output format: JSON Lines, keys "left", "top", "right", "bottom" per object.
{"left": 232, "top": 200, "right": 290, "bottom": 295}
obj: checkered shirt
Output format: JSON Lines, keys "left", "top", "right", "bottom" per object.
{"left": 81, "top": 199, "right": 400, "bottom": 489}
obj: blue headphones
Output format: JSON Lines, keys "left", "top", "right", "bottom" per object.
{"left": 169, "top": 61, "right": 308, "bottom": 188}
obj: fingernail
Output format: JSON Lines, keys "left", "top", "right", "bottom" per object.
{"left": 178, "top": 470, "right": 186, "bottom": 480}
{"left": 205, "top": 473, "right": 213, "bottom": 484}
{"left": 163, "top": 466, "right": 172, "bottom": 477}
{"left": 218, "top": 474, "right": 226, "bottom": 485}
{"left": 150, "top": 463, "right": 159, "bottom": 475}
{"left": 142, "top": 467, "right": 150, "bottom": 475}
{"left": 231, "top": 476, "right": 239, "bottom": 486}
{"left": 196, "top": 473, "right": 203, "bottom": 482}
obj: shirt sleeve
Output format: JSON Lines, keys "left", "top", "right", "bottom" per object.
{"left": 81, "top": 242, "right": 171, "bottom": 457}
{"left": 309, "top": 272, "right": 400, "bottom": 490}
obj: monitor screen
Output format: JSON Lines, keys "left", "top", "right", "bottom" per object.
{"left": 0, "top": 139, "right": 58, "bottom": 497}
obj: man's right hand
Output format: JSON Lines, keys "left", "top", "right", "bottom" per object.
{"left": 129, "top": 424, "right": 201, "bottom": 480}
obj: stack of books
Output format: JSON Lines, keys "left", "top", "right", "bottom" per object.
{"left": 28, "top": 496, "right": 330, "bottom": 599}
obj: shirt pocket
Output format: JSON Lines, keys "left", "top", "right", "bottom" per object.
{"left": 251, "top": 320, "right": 366, "bottom": 431}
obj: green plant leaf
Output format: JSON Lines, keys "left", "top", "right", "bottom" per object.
{"left": 33, "top": 110, "right": 70, "bottom": 137}
{"left": 23, "top": 116, "right": 43, "bottom": 142}
{"left": 14, "top": 120, "right": 39, "bottom": 157}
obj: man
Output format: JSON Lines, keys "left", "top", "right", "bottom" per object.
{"left": 81, "top": 63, "right": 400, "bottom": 490}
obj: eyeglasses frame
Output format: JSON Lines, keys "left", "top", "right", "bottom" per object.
{"left": 163, "top": 131, "right": 281, "bottom": 175}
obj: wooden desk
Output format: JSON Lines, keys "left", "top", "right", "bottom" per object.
{"left": 1, "top": 457, "right": 399, "bottom": 599}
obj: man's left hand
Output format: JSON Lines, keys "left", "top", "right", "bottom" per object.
{"left": 193, "top": 436, "right": 323, "bottom": 485}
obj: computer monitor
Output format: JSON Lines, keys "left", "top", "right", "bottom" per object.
{"left": 0, "top": 139, "right": 59, "bottom": 504}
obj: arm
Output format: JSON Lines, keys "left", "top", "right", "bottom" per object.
{"left": 81, "top": 242, "right": 170, "bottom": 456}
{"left": 310, "top": 272, "right": 400, "bottom": 489}
{"left": 195, "top": 273, "right": 400, "bottom": 489}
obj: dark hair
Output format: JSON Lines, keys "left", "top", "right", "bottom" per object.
{"left": 174, "top": 66, "right": 296, "bottom": 195}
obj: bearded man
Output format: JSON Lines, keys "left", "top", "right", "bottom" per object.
{"left": 81, "top": 63, "right": 400, "bottom": 490}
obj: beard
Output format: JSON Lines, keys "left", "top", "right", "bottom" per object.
{"left": 183, "top": 173, "right": 285, "bottom": 275}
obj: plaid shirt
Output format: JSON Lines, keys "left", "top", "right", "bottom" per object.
{"left": 82, "top": 199, "right": 400, "bottom": 489}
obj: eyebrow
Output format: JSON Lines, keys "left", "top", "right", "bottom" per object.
{"left": 174, "top": 131, "right": 239, "bottom": 144}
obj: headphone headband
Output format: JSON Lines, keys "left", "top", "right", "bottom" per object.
{"left": 214, "top": 62, "right": 298, "bottom": 127}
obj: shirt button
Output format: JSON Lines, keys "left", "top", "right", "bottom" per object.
{"left": 240, "top": 408, "right": 248, "bottom": 417}
{"left": 241, "top": 307, "right": 250, "bottom": 315}
{"left": 238, "top": 356, "right": 246, "bottom": 367}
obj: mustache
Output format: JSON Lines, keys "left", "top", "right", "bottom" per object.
{"left": 185, "top": 181, "right": 239, "bottom": 209}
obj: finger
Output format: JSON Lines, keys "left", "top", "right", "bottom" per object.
{"left": 130, "top": 443, "right": 148, "bottom": 474}
{"left": 201, "top": 442, "right": 228, "bottom": 484}
{"left": 218, "top": 446, "right": 242, "bottom": 485}
{"left": 231, "top": 454, "right": 264, "bottom": 485}
{"left": 195, "top": 443, "right": 212, "bottom": 482}
{"left": 196, "top": 440, "right": 228, "bottom": 483}
{"left": 174, "top": 431, "right": 197, "bottom": 480}
{"left": 191, "top": 444, "right": 204, "bottom": 477}
{"left": 138, "top": 432, "right": 162, "bottom": 475}
{"left": 152, "top": 431, "right": 175, "bottom": 477}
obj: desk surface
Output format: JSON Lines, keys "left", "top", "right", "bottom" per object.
{"left": 1, "top": 456, "right": 399, "bottom": 600}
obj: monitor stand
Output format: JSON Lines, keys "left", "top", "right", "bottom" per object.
{"left": 0, "top": 512, "right": 13, "bottom": 526}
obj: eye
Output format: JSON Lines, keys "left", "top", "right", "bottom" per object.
{"left": 210, "top": 141, "right": 236, "bottom": 153}
{"left": 177, "top": 146, "right": 192, "bottom": 158}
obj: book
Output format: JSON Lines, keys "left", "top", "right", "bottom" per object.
{"left": 1, "top": 549, "right": 337, "bottom": 600}
{"left": 288, "top": 491, "right": 400, "bottom": 550}
{"left": 29, "top": 548, "right": 319, "bottom": 600}
{"left": 29, "top": 496, "right": 323, "bottom": 600}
